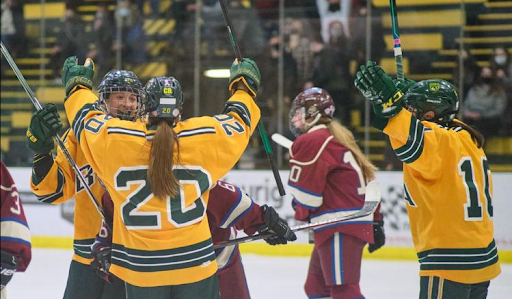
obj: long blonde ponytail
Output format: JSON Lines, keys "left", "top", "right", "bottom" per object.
{"left": 148, "top": 120, "right": 180, "bottom": 199}
{"left": 327, "top": 119, "right": 377, "bottom": 181}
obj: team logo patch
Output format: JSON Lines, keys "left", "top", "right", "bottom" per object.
{"left": 429, "top": 82, "right": 440, "bottom": 92}
{"left": 163, "top": 87, "right": 173, "bottom": 95}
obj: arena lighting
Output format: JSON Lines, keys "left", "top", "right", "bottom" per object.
{"left": 204, "top": 69, "right": 230, "bottom": 78}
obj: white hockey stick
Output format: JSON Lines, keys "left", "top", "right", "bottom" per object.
{"left": 214, "top": 180, "right": 381, "bottom": 249}
{"left": 271, "top": 133, "right": 293, "bottom": 149}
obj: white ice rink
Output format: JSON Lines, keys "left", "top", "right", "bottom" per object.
{"left": 6, "top": 249, "right": 512, "bottom": 299}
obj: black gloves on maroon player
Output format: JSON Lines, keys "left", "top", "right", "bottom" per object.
{"left": 257, "top": 205, "right": 297, "bottom": 245}
{"left": 368, "top": 220, "right": 385, "bottom": 253}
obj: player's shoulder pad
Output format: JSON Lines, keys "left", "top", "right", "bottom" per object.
{"left": 210, "top": 181, "right": 243, "bottom": 202}
{"left": 290, "top": 128, "right": 333, "bottom": 160}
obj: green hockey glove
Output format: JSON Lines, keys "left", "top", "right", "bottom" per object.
{"left": 229, "top": 58, "right": 261, "bottom": 97}
{"left": 355, "top": 61, "right": 404, "bottom": 118}
{"left": 25, "top": 104, "right": 63, "bottom": 154}
{"left": 62, "top": 56, "right": 95, "bottom": 97}
{"left": 393, "top": 77, "right": 417, "bottom": 95}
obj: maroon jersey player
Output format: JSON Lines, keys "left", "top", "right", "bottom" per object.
{"left": 91, "top": 181, "right": 295, "bottom": 299}
{"left": 1, "top": 162, "right": 32, "bottom": 293}
{"left": 288, "top": 88, "right": 384, "bottom": 299}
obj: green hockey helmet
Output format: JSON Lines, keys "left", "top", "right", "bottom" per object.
{"left": 143, "top": 76, "right": 184, "bottom": 122}
{"left": 98, "top": 69, "right": 144, "bottom": 121}
{"left": 403, "top": 79, "right": 459, "bottom": 124}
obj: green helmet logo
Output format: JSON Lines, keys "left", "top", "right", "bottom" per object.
{"left": 429, "top": 82, "right": 440, "bottom": 93}
{"left": 403, "top": 79, "right": 459, "bottom": 124}
{"left": 144, "top": 76, "right": 184, "bottom": 121}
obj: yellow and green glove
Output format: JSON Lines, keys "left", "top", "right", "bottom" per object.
{"left": 355, "top": 61, "right": 415, "bottom": 118}
{"left": 62, "top": 56, "right": 95, "bottom": 97}
{"left": 228, "top": 58, "right": 261, "bottom": 97}
{"left": 25, "top": 104, "right": 63, "bottom": 154}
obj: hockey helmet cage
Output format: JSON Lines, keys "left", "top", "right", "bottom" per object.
{"left": 98, "top": 69, "right": 144, "bottom": 121}
{"left": 289, "top": 87, "right": 335, "bottom": 136}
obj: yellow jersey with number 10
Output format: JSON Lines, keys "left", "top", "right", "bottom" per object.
{"left": 64, "top": 89, "right": 260, "bottom": 287}
{"left": 382, "top": 109, "right": 500, "bottom": 284}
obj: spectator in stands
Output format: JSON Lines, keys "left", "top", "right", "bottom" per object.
{"left": 350, "top": 0, "right": 385, "bottom": 67}
{"left": 490, "top": 46, "right": 511, "bottom": 82}
{"left": 489, "top": 46, "right": 512, "bottom": 135}
{"left": 453, "top": 48, "right": 479, "bottom": 98}
{"left": 167, "top": 0, "right": 190, "bottom": 44}
{"left": 87, "top": 4, "right": 115, "bottom": 85}
{"left": 50, "top": 6, "right": 86, "bottom": 82}
{"left": 307, "top": 21, "right": 353, "bottom": 124}
{"left": 463, "top": 66, "right": 507, "bottom": 138}
{"left": 1, "top": 0, "right": 25, "bottom": 58}
{"left": 285, "top": 19, "right": 316, "bottom": 90}
{"left": 114, "top": 0, "right": 146, "bottom": 66}
{"left": 228, "top": 0, "right": 266, "bottom": 58}
{"left": 259, "top": 31, "right": 297, "bottom": 134}
{"left": 317, "top": 0, "right": 352, "bottom": 43}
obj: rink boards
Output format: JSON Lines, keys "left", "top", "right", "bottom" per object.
{"left": 8, "top": 168, "right": 512, "bottom": 263}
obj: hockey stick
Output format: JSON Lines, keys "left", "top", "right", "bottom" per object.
{"left": 0, "top": 42, "right": 109, "bottom": 226}
{"left": 219, "top": 0, "right": 286, "bottom": 196}
{"left": 389, "top": 0, "right": 404, "bottom": 81}
{"left": 271, "top": 133, "right": 293, "bottom": 150}
{"left": 214, "top": 180, "right": 381, "bottom": 249}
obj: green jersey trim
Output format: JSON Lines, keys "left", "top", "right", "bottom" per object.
{"left": 111, "top": 238, "right": 216, "bottom": 272}
{"left": 418, "top": 239, "right": 499, "bottom": 271}
{"left": 73, "top": 238, "right": 95, "bottom": 259}
{"left": 394, "top": 115, "right": 425, "bottom": 164}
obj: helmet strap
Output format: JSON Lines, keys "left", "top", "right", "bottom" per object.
{"left": 305, "top": 113, "right": 322, "bottom": 132}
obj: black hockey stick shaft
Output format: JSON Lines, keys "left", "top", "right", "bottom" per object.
{"left": 389, "top": 0, "right": 404, "bottom": 81}
{"left": 219, "top": 0, "right": 286, "bottom": 196}
{"left": 0, "top": 42, "right": 109, "bottom": 228}
{"left": 214, "top": 181, "right": 381, "bottom": 249}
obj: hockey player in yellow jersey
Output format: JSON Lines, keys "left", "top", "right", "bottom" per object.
{"left": 26, "top": 69, "right": 146, "bottom": 299}
{"left": 355, "top": 61, "right": 500, "bottom": 299}
{"left": 60, "top": 56, "right": 261, "bottom": 299}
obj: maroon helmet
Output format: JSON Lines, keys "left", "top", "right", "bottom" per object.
{"left": 289, "top": 88, "right": 335, "bottom": 136}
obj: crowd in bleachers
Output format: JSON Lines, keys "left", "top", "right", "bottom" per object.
{"left": 1, "top": 0, "right": 511, "bottom": 168}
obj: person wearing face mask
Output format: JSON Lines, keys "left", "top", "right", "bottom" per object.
{"left": 307, "top": 21, "right": 353, "bottom": 124}
{"left": 489, "top": 46, "right": 510, "bottom": 76}
{"left": 114, "top": 0, "right": 146, "bottom": 66}
{"left": 317, "top": 0, "right": 352, "bottom": 43}
{"left": 87, "top": 4, "right": 115, "bottom": 84}
{"left": 463, "top": 67, "right": 507, "bottom": 139}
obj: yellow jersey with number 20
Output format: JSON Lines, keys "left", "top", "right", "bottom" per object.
{"left": 64, "top": 88, "right": 260, "bottom": 287}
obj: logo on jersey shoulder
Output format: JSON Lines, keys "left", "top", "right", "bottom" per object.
{"left": 429, "top": 82, "right": 440, "bottom": 93}
{"left": 76, "top": 164, "right": 95, "bottom": 193}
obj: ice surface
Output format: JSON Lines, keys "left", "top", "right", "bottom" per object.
{"left": 7, "top": 249, "right": 512, "bottom": 299}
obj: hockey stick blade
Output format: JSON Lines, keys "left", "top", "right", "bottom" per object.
{"left": 214, "top": 181, "right": 381, "bottom": 249}
{"left": 271, "top": 133, "right": 293, "bottom": 150}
